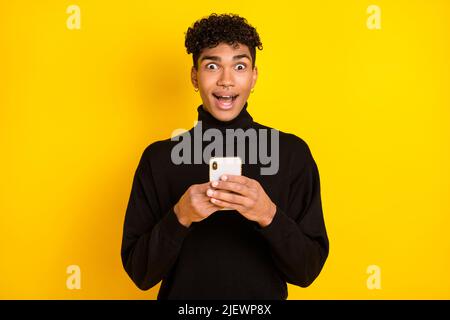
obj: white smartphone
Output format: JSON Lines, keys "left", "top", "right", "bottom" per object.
{"left": 209, "top": 157, "right": 242, "bottom": 210}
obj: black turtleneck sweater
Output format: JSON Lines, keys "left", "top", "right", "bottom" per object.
{"left": 121, "top": 102, "right": 329, "bottom": 299}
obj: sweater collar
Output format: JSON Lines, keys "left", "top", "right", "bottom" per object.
{"left": 196, "top": 102, "right": 253, "bottom": 133}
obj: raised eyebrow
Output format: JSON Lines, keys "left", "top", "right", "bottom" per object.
{"left": 200, "top": 54, "right": 252, "bottom": 63}
{"left": 232, "top": 54, "right": 251, "bottom": 61}
{"left": 200, "top": 55, "right": 220, "bottom": 62}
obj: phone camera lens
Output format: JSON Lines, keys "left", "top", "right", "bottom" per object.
{"left": 212, "top": 161, "right": 217, "bottom": 170}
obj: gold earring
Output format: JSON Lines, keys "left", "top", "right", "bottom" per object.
{"left": 251, "top": 88, "right": 255, "bottom": 93}
{"left": 194, "top": 87, "right": 199, "bottom": 92}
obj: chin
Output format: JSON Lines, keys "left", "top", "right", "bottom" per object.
{"left": 207, "top": 101, "right": 244, "bottom": 122}
{"left": 214, "top": 112, "right": 237, "bottom": 122}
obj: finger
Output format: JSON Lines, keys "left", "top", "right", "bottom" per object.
{"left": 193, "top": 195, "right": 223, "bottom": 212}
{"left": 209, "top": 197, "right": 245, "bottom": 211}
{"left": 220, "top": 174, "right": 254, "bottom": 187}
{"left": 192, "top": 182, "right": 214, "bottom": 194}
{"left": 207, "top": 188, "right": 252, "bottom": 207}
{"left": 208, "top": 203, "right": 223, "bottom": 211}
{"left": 210, "top": 180, "right": 252, "bottom": 197}
{"left": 195, "top": 192, "right": 219, "bottom": 203}
{"left": 202, "top": 199, "right": 222, "bottom": 210}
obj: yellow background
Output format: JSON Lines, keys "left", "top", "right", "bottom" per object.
{"left": 1, "top": 0, "right": 449, "bottom": 299}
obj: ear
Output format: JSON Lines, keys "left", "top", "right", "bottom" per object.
{"left": 191, "top": 66, "right": 198, "bottom": 89}
{"left": 251, "top": 65, "right": 258, "bottom": 89}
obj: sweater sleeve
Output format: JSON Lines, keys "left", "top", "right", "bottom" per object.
{"left": 121, "top": 147, "right": 191, "bottom": 291}
{"left": 255, "top": 141, "right": 329, "bottom": 287}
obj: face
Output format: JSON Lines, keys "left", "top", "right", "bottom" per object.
{"left": 191, "top": 42, "right": 258, "bottom": 122}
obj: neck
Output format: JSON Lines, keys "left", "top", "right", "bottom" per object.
{"left": 196, "top": 102, "right": 253, "bottom": 135}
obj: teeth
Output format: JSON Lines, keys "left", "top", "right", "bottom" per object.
{"left": 215, "top": 95, "right": 235, "bottom": 99}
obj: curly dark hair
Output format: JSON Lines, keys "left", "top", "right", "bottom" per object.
{"left": 185, "top": 13, "right": 263, "bottom": 70}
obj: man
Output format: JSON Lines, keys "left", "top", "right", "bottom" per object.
{"left": 121, "top": 13, "right": 329, "bottom": 300}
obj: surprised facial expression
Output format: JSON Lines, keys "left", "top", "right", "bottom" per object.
{"left": 191, "top": 42, "right": 258, "bottom": 122}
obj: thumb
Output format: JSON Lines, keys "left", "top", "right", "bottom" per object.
{"left": 193, "top": 181, "right": 213, "bottom": 194}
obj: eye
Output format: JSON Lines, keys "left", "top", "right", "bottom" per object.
{"left": 206, "top": 63, "right": 219, "bottom": 70}
{"left": 235, "top": 63, "right": 246, "bottom": 71}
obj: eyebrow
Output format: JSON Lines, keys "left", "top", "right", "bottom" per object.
{"left": 200, "top": 54, "right": 251, "bottom": 63}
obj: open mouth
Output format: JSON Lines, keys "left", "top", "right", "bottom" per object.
{"left": 212, "top": 94, "right": 239, "bottom": 109}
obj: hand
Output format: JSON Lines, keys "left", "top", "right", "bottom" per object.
{"left": 174, "top": 182, "right": 223, "bottom": 228}
{"left": 206, "top": 175, "right": 277, "bottom": 228}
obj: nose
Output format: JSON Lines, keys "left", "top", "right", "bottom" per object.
{"left": 217, "top": 68, "right": 234, "bottom": 88}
